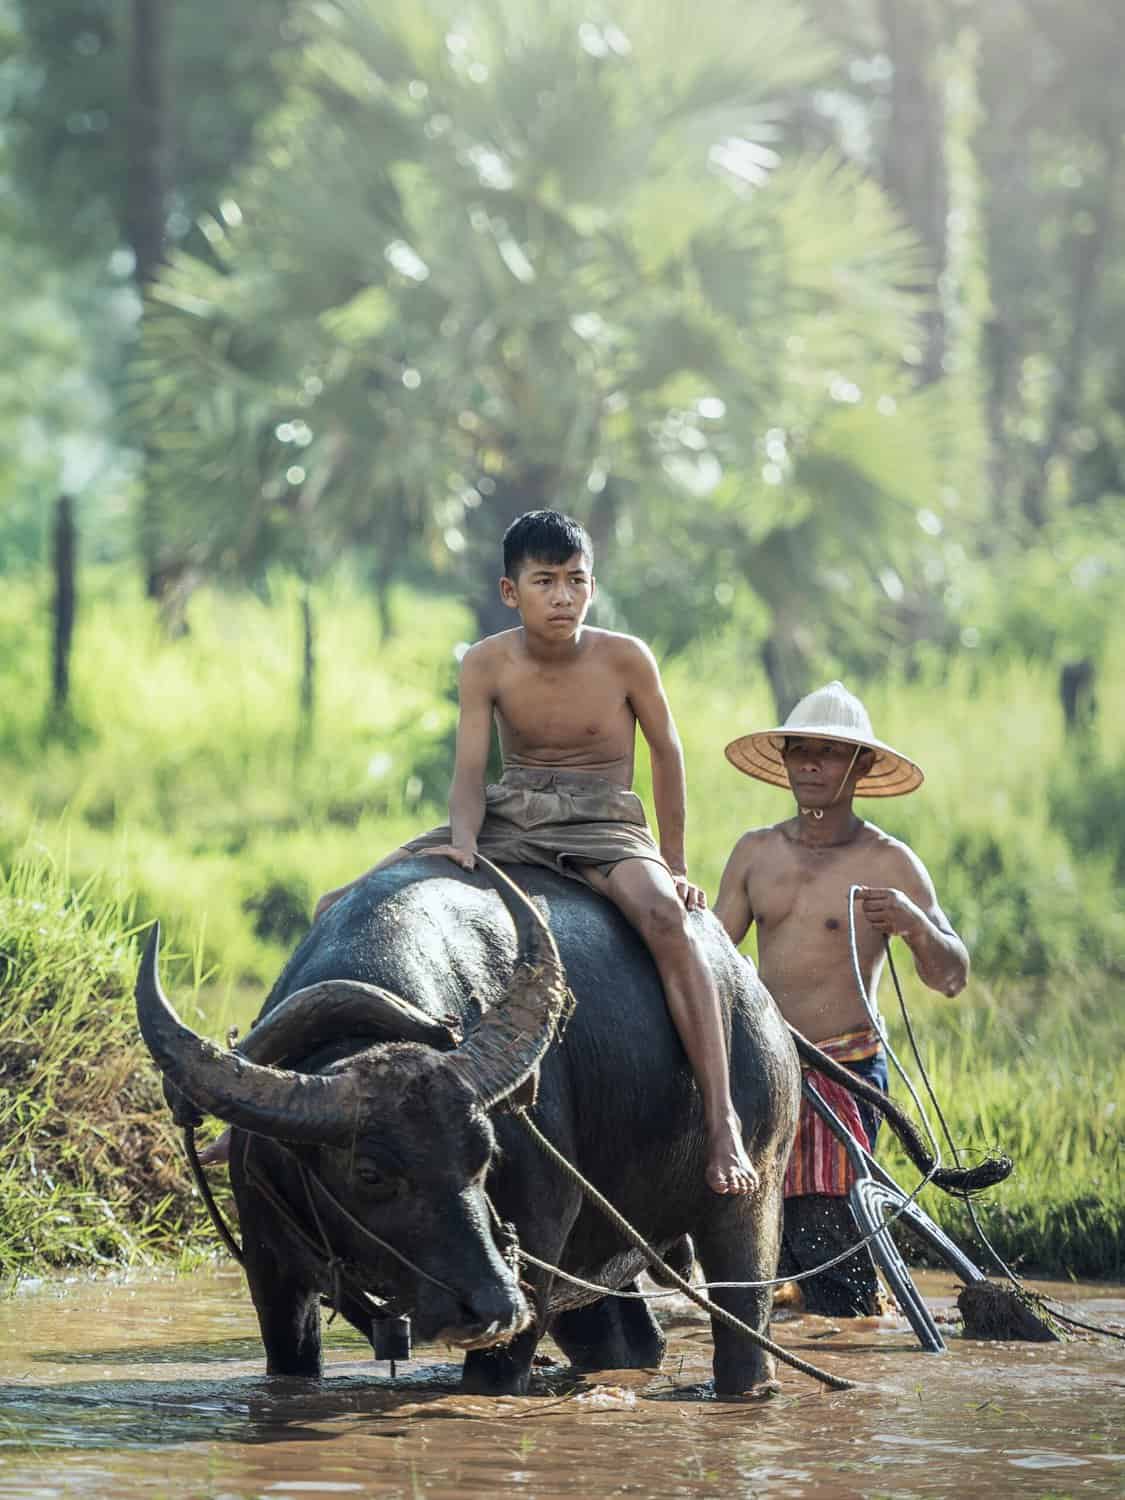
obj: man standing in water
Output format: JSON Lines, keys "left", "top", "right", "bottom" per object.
{"left": 317, "top": 509, "right": 756, "bottom": 1196}
{"left": 714, "top": 681, "right": 968, "bottom": 1312}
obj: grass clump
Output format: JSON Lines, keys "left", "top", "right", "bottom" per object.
{"left": 1, "top": 564, "right": 1123, "bottom": 1279}
{"left": 0, "top": 842, "right": 213, "bottom": 1280}
{"left": 875, "top": 973, "right": 1125, "bottom": 1280}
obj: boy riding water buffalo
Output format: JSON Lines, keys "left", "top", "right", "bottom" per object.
{"left": 318, "top": 510, "right": 757, "bottom": 1196}
{"left": 200, "top": 510, "right": 974, "bottom": 1327}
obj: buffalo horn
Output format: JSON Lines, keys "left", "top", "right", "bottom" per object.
{"left": 446, "top": 857, "right": 569, "bottom": 1109}
{"left": 239, "top": 981, "right": 460, "bottom": 1068}
{"left": 135, "top": 924, "right": 362, "bottom": 1144}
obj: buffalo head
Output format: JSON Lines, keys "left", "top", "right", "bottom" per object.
{"left": 135, "top": 858, "right": 568, "bottom": 1349}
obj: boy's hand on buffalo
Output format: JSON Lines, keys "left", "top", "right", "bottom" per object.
{"left": 858, "top": 886, "right": 923, "bottom": 937}
{"left": 422, "top": 844, "right": 478, "bottom": 871}
{"left": 672, "top": 873, "right": 707, "bottom": 911}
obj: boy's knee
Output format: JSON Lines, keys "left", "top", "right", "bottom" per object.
{"left": 637, "top": 894, "right": 690, "bottom": 947}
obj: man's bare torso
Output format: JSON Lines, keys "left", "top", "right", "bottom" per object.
{"left": 479, "top": 627, "right": 639, "bottom": 785}
{"left": 736, "top": 821, "right": 924, "bottom": 1042}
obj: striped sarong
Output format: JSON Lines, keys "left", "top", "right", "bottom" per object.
{"left": 783, "top": 1024, "right": 882, "bottom": 1199}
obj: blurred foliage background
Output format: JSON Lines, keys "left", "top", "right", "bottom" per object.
{"left": 1, "top": 0, "right": 1123, "bottom": 1273}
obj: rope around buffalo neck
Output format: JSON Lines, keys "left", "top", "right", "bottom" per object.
{"left": 512, "top": 1107, "right": 854, "bottom": 1392}
{"left": 504, "top": 1138, "right": 943, "bottom": 1302}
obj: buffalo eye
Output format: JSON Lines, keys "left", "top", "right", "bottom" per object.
{"left": 353, "top": 1161, "right": 405, "bottom": 1202}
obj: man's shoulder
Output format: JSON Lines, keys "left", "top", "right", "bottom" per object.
{"left": 860, "top": 822, "right": 932, "bottom": 880}
{"left": 859, "top": 821, "right": 914, "bottom": 857}
{"left": 727, "top": 821, "right": 795, "bottom": 866}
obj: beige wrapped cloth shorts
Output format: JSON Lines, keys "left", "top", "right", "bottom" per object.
{"left": 402, "top": 766, "right": 671, "bottom": 887}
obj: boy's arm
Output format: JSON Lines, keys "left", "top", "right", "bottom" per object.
{"left": 436, "top": 645, "right": 495, "bottom": 870}
{"left": 622, "top": 639, "right": 702, "bottom": 907}
{"left": 714, "top": 834, "right": 757, "bottom": 947}
{"left": 859, "top": 847, "right": 968, "bottom": 997}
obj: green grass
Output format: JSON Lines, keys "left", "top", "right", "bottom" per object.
{"left": 0, "top": 567, "right": 466, "bottom": 1014}
{"left": 876, "top": 972, "right": 1124, "bottom": 1280}
{"left": 0, "top": 562, "right": 1122, "bottom": 1278}
{"left": 0, "top": 844, "right": 215, "bottom": 1279}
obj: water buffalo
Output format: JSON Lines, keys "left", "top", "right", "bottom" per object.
{"left": 137, "top": 857, "right": 802, "bottom": 1395}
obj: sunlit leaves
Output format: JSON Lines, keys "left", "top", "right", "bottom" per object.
{"left": 131, "top": 0, "right": 948, "bottom": 649}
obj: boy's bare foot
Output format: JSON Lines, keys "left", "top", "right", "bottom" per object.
{"left": 196, "top": 1127, "right": 231, "bottom": 1167}
{"left": 706, "top": 1118, "right": 759, "bottom": 1195}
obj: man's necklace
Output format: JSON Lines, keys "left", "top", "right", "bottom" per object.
{"left": 795, "top": 809, "right": 862, "bottom": 849}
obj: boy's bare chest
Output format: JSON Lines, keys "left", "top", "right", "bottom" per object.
{"left": 495, "top": 661, "right": 632, "bottom": 744}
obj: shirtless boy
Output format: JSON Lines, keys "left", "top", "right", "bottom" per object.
{"left": 317, "top": 509, "right": 756, "bottom": 1195}
{"left": 714, "top": 680, "right": 968, "bottom": 1312}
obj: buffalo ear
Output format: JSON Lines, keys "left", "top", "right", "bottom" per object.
{"left": 239, "top": 980, "right": 461, "bottom": 1068}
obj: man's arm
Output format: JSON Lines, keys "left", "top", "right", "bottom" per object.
{"left": 622, "top": 639, "right": 702, "bottom": 909}
{"left": 714, "top": 834, "right": 757, "bottom": 947}
{"left": 859, "top": 846, "right": 968, "bottom": 997}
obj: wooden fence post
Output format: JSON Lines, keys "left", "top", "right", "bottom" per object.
{"left": 51, "top": 494, "right": 77, "bottom": 717}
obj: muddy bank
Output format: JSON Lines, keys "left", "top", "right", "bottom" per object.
{"left": 1, "top": 1268, "right": 1122, "bottom": 1498}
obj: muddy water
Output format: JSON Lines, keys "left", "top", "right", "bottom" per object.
{"left": 1, "top": 1269, "right": 1122, "bottom": 1499}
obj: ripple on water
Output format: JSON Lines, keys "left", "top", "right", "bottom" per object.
{"left": 0, "top": 1269, "right": 1123, "bottom": 1498}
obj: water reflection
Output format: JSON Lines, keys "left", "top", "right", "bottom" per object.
{"left": 0, "top": 1269, "right": 1121, "bottom": 1497}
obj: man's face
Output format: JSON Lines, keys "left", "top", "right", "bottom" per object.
{"left": 499, "top": 552, "right": 595, "bottom": 638}
{"left": 781, "top": 736, "right": 872, "bottom": 807}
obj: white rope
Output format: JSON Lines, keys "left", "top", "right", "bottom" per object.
{"left": 846, "top": 883, "right": 945, "bottom": 1165}
{"left": 502, "top": 895, "right": 950, "bottom": 1302}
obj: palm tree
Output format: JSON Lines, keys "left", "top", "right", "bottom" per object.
{"left": 136, "top": 0, "right": 946, "bottom": 705}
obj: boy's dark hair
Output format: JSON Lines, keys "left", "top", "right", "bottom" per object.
{"left": 502, "top": 510, "right": 593, "bottom": 580}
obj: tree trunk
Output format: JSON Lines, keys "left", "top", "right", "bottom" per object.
{"left": 50, "top": 495, "right": 77, "bottom": 718}
{"left": 127, "top": 0, "right": 174, "bottom": 601}
{"left": 760, "top": 626, "right": 810, "bottom": 724}
{"left": 126, "top": 0, "right": 167, "bottom": 291}
{"left": 372, "top": 531, "right": 400, "bottom": 642}
{"left": 983, "top": 316, "right": 1015, "bottom": 531}
{"left": 298, "top": 583, "right": 316, "bottom": 750}
{"left": 879, "top": 0, "right": 949, "bottom": 385}
{"left": 1059, "top": 659, "right": 1096, "bottom": 736}
{"left": 1020, "top": 122, "right": 1121, "bottom": 528}
{"left": 469, "top": 463, "right": 561, "bottom": 639}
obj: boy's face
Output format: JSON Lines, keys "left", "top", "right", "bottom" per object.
{"left": 499, "top": 551, "right": 595, "bottom": 638}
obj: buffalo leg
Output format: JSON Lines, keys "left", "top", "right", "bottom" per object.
{"left": 552, "top": 1286, "right": 666, "bottom": 1372}
{"left": 693, "top": 1189, "right": 783, "bottom": 1395}
{"left": 460, "top": 1325, "right": 540, "bottom": 1395}
{"left": 244, "top": 1246, "right": 323, "bottom": 1377}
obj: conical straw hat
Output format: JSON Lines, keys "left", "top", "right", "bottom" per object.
{"left": 724, "top": 681, "right": 923, "bottom": 798}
